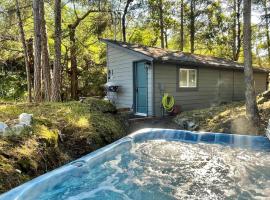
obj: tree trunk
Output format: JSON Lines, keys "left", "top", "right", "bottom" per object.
{"left": 122, "top": 0, "right": 133, "bottom": 42}
{"left": 235, "top": 0, "right": 242, "bottom": 61}
{"left": 180, "top": 0, "right": 184, "bottom": 51}
{"left": 69, "top": 27, "right": 78, "bottom": 100}
{"left": 15, "top": 0, "right": 32, "bottom": 102}
{"left": 232, "top": 0, "right": 237, "bottom": 60}
{"left": 51, "top": 0, "right": 62, "bottom": 102}
{"left": 33, "top": 0, "right": 42, "bottom": 102}
{"left": 165, "top": 29, "right": 168, "bottom": 48}
{"left": 40, "top": 0, "right": 51, "bottom": 101}
{"left": 158, "top": 0, "right": 165, "bottom": 49}
{"left": 243, "top": 0, "right": 260, "bottom": 125}
{"left": 190, "top": 0, "right": 195, "bottom": 53}
{"left": 263, "top": 0, "right": 270, "bottom": 61}
{"left": 67, "top": 8, "right": 101, "bottom": 100}
{"left": 27, "top": 38, "right": 34, "bottom": 74}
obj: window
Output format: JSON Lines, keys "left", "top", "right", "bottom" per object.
{"left": 179, "top": 68, "right": 197, "bottom": 88}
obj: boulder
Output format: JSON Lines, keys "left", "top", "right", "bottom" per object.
{"left": 187, "top": 121, "right": 199, "bottom": 131}
{"left": 174, "top": 117, "right": 199, "bottom": 131}
{"left": 11, "top": 124, "right": 27, "bottom": 135}
{"left": 175, "top": 118, "right": 189, "bottom": 129}
{"left": 1, "top": 113, "right": 33, "bottom": 136}
{"left": 19, "top": 113, "right": 33, "bottom": 126}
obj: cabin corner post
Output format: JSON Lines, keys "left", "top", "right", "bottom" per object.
{"left": 152, "top": 61, "right": 155, "bottom": 116}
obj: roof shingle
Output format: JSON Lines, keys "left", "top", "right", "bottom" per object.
{"left": 101, "top": 39, "right": 270, "bottom": 73}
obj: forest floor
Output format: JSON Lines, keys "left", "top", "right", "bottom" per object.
{"left": 0, "top": 98, "right": 128, "bottom": 193}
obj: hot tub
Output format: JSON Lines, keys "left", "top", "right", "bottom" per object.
{"left": 1, "top": 129, "right": 270, "bottom": 200}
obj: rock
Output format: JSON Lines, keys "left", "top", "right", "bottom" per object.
{"left": 174, "top": 117, "right": 199, "bottom": 131}
{"left": 19, "top": 113, "right": 33, "bottom": 126}
{"left": 0, "top": 122, "right": 8, "bottom": 134}
{"left": 79, "top": 97, "right": 86, "bottom": 103}
{"left": 11, "top": 124, "right": 27, "bottom": 135}
{"left": 187, "top": 121, "right": 199, "bottom": 131}
{"left": 175, "top": 118, "right": 189, "bottom": 129}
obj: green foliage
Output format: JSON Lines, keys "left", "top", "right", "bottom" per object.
{"left": 80, "top": 60, "right": 107, "bottom": 97}
{"left": 0, "top": 59, "right": 27, "bottom": 100}
{"left": 0, "top": 0, "right": 270, "bottom": 101}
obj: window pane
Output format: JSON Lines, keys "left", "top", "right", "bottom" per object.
{"left": 188, "top": 70, "right": 197, "bottom": 87}
{"left": 179, "top": 68, "right": 197, "bottom": 88}
{"left": 179, "top": 69, "right": 187, "bottom": 87}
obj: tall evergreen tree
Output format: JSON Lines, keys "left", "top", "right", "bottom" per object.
{"left": 15, "top": 0, "right": 32, "bottom": 102}
{"left": 51, "top": 0, "right": 62, "bottom": 101}
{"left": 40, "top": 0, "right": 51, "bottom": 101}
{"left": 33, "top": 0, "right": 42, "bottom": 102}
{"left": 243, "top": 0, "right": 260, "bottom": 126}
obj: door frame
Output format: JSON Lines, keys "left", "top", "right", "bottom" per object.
{"left": 133, "top": 60, "right": 148, "bottom": 116}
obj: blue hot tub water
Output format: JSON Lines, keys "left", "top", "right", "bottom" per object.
{"left": 1, "top": 129, "right": 270, "bottom": 200}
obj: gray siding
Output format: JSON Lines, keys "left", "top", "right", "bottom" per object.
{"left": 254, "top": 73, "right": 268, "bottom": 94}
{"left": 220, "top": 70, "right": 234, "bottom": 101}
{"left": 107, "top": 45, "right": 154, "bottom": 115}
{"left": 233, "top": 71, "right": 267, "bottom": 100}
{"left": 154, "top": 63, "right": 268, "bottom": 116}
{"left": 233, "top": 71, "right": 245, "bottom": 100}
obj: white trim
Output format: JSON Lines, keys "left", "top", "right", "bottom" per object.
{"left": 179, "top": 68, "right": 197, "bottom": 88}
{"left": 135, "top": 112, "right": 147, "bottom": 117}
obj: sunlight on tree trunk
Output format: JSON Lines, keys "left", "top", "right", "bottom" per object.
{"left": 263, "top": 0, "right": 270, "bottom": 61}
{"left": 243, "top": 0, "right": 260, "bottom": 127}
{"left": 51, "top": 0, "right": 62, "bottom": 102}
{"left": 180, "top": 0, "right": 184, "bottom": 51}
{"left": 40, "top": 0, "right": 51, "bottom": 101}
{"left": 158, "top": 0, "right": 165, "bottom": 49}
{"left": 33, "top": 0, "right": 42, "bottom": 102}
{"left": 122, "top": 0, "right": 133, "bottom": 42}
{"left": 15, "top": 0, "right": 32, "bottom": 102}
{"left": 234, "top": 0, "right": 242, "bottom": 61}
{"left": 190, "top": 0, "right": 195, "bottom": 53}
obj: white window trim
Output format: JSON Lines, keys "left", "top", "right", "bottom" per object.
{"left": 179, "top": 68, "right": 197, "bottom": 88}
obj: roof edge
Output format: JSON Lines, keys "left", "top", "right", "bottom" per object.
{"left": 154, "top": 59, "right": 270, "bottom": 73}
{"left": 100, "top": 38, "right": 270, "bottom": 73}
{"left": 100, "top": 38, "right": 154, "bottom": 61}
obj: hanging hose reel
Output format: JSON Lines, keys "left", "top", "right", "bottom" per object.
{"left": 162, "top": 93, "right": 175, "bottom": 112}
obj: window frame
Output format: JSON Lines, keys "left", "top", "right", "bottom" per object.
{"left": 177, "top": 67, "right": 198, "bottom": 91}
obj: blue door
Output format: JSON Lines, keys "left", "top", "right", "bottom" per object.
{"left": 134, "top": 61, "right": 148, "bottom": 115}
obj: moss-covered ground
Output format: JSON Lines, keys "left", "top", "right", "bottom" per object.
{"left": 174, "top": 99, "right": 270, "bottom": 135}
{"left": 0, "top": 98, "right": 127, "bottom": 193}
